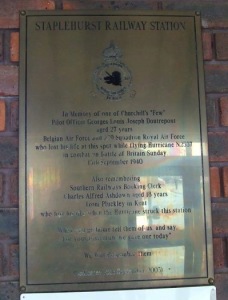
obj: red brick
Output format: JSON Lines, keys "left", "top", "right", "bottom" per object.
{"left": 0, "top": 209, "right": 18, "bottom": 240}
{"left": 205, "top": 64, "right": 228, "bottom": 93}
{"left": 0, "top": 137, "right": 18, "bottom": 168}
{"left": 206, "top": 97, "right": 217, "bottom": 127}
{"left": 210, "top": 167, "right": 221, "bottom": 197}
{"left": 10, "top": 32, "right": 19, "bottom": 62}
{"left": 215, "top": 32, "right": 228, "bottom": 60}
{"left": 215, "top": 274, "right": 228, "bottom": 300}
{"left": 208, "top": 132, "right": 228, "bottom": 162}
{"left": 223, "top": 167, "right": 228, "bottom": 197}
{"left": 212, "top": 203, "right": 228, "bottom": 236}
{"left": 0, "top": 245, "right": 3, "bottom": 277}
{"left": 202, "top": 32, "right": 213, "bottom": 60}
{"left": 0, "top": 66, "right": 18, "bottom": 96}
{"left": 0, "top": 33, "right": 3, "bottom": 62}
{"left": 10, "top": 101, "right": 18, "bottom": 132}
{"left": 0, "top": 174, "right": 3, "bottom": 203}
{"left": 207, "top": 21, "right": 228, "bottom": 31}
{"left": 0, "top": 282, "right": 19, "bottom": 299}
{"left": 213, "top": 238, "right": 226, "bottom": 269}
{"left": 0, "top": 100, "right": 6, "bottom": 131}
{"left": 9, "top": 244, "right": 19, "bottom": 277}
{"left": 0, "top": 0, "right": 55, "bottom": 28}
{"left": 9, "top": 173, "right": 18, "bottom": 205}
{"left": 220, "top": 97, "right": 228, "bottom": 126}
{"left": 63, "top": 0, "right": 82, "bottom": 9}
{"left": 63, "top": 0, "right": 159, "bottom": 10}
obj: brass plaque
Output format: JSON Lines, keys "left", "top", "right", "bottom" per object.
{"left": 19, "top": 11, "right": 213, "bottom": 293}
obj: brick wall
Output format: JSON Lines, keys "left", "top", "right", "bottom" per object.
{"left": 0, "top": 0, "right": 227, "bottom": 299}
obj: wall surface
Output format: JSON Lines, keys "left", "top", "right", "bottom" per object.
{"left": 0, "top": 1, "right": 228, "bottom": 299}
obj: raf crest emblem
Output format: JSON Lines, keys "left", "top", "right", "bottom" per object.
{"left": 93, "top": 41, "right": 133, "bottom": 101}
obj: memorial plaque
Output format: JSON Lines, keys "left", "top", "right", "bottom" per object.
{"left": 19, "top": 11, "right": 214, "bottom": 293}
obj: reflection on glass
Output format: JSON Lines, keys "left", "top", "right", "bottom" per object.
{"left": 133, "top": 175, "right": 205, "bottom": 278}
{"left": 27, "top": 167, "right": 61, "bottom": 220}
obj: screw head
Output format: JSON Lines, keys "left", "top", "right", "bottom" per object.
{"left": 208, "top": 278, "right": 214, "bottom": 285}
{"left": 20, "top": 11, "right": 26, "bottom": 16}
{"left": 20, "top": 286, "right": 26, "bottom": 292}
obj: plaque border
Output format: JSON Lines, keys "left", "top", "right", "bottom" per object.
{"left": 19, "top": 10, "right": 214, "bottom": 293}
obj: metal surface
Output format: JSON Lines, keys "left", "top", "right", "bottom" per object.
{"left": 19, "top": 11, "right": 213, "bottom": 293}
